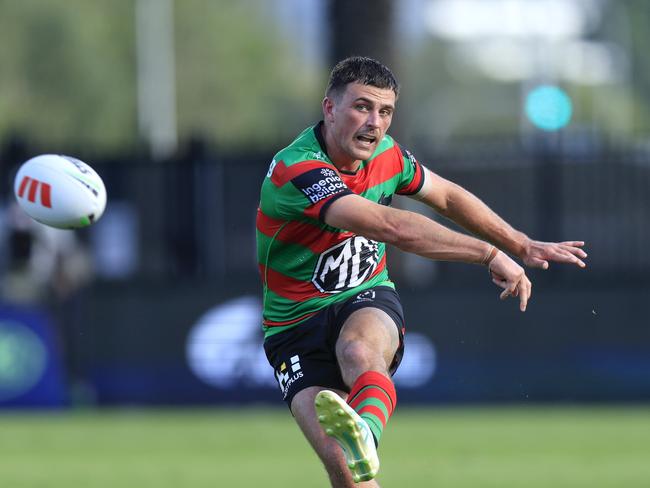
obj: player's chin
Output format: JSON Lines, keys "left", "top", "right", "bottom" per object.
{"left": 349, "top": 143, "right": 375, "bottom": 161}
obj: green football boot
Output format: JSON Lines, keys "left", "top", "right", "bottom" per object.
{"left": 314, "top": 390, "right": 380, "bottom": 482}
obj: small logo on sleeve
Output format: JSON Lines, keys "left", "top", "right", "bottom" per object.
{"left": 400, "top": 145, "right": 419, "bottom": 171}
{"left": 266, "top": 159, "right": 277, "bottom": 177}
{"left": 405, "top": 149, "right": 417, "bottom": 169}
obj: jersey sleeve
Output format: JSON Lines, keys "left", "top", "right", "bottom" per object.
{"left": 267, "top": 159, "right": 352, "bottom": 222}
{"left": 395, "top": 144, "right": 426, "bottom": 195}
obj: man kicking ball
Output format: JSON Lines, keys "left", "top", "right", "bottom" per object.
{"left": 257, "top": 56, "right": 587, "bottom": 486}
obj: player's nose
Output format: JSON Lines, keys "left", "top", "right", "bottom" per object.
{"left": 366, "top": 110, "right": 381, "bottom": 128}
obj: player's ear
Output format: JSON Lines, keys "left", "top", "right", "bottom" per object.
{"left": 322, "top": 96, "right": 335, "bottom": 122}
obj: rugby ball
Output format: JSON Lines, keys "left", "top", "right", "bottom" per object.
{"left": 14, "top": 154, "right": 107, "bottom": 229}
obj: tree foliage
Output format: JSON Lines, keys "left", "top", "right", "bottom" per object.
{"left": 0, "top": 0, "right": 321, "bottom": 153}
{"left": 0, "top": 0, "right": 136, "bottom": 152}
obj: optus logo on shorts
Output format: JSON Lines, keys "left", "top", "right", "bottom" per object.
{"left": 275, "top": 355, "right": 303, "bottom": 399}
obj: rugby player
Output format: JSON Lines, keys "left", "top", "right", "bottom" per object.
{"left": 256, "top": 56, "right": 586, "bottom": 487}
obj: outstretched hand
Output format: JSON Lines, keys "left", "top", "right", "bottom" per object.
{"left": 488, "top": 251, "right": 531, "bottom": 312}
{"left": 522, "top": 240, "right": 587, "bottom": 270}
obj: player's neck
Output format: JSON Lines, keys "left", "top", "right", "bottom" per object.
{"left": 332, "top": 156, "right": 361, "bottom": 173}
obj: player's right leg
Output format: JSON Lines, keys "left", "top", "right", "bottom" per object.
{"left": 291, "top": 386, "right": 381, "bottom": 488}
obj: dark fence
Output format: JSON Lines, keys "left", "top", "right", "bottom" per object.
{"left": 75, "top": 142, "right": 650, "bottom": 286}
{"left": 2, "top": 140, "right": 649, "bottom": 406}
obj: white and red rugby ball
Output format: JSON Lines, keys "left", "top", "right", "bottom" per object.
{"left": 13, "top": 154, "right": 107, "bottom": 229}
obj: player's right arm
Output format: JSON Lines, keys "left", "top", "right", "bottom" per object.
{"left": 324, "top": 193, "right": 532, "bottom": 311}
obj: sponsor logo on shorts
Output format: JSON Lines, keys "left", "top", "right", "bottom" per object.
{"left": 275, "top": 355, "right": 303, "bottom": 399}
{"left": 352, "top": 289, "right": 376, "bottom": 304}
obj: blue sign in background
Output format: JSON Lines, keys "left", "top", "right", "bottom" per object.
{"left": 0, "top": 305, "right": 67, "bottom": 408}
{"left": 80, "top": 282, "right": 650, "bottom": 406}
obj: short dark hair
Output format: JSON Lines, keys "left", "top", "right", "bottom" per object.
{"left": 326, "top": 56, "right": 399, "bottom": 99}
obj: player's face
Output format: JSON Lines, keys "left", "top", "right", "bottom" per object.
{"left": 323, "top": 83, "right": 396, "bottom": 165}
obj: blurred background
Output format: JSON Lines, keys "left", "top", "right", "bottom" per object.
{"left": 1, "top": 0, "right": 649, "bottom": 410}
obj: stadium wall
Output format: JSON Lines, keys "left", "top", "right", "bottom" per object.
{"left": 78, "top": 280, "right": 650, "bottom": 406}
{"left": 2, "top": 143, "right": 649, "bottom": 406}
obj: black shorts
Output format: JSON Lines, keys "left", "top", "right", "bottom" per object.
{"left": 263, "top": 286, "right": 406, "bottom": 408}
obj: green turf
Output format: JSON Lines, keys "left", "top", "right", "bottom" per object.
{"left": 0, "top": 406, "right": 649, "bottom": 487}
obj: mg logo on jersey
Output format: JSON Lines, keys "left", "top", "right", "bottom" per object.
{"left": 16, "top": 176, "right": 52, "bottom": 208}
{"left": 275, "top": 355, "right": 303, "bottom": 399}
{"left": 312, "top": 236, "right": 379, "bottom": 293}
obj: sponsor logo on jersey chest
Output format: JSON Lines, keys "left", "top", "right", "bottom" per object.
{"left": 312, "top": 236, "right": 379, "bottom": 293}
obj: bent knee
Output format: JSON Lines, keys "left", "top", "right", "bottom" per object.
{"left": 337, "top": 340, "right": 375, "bottom": 371}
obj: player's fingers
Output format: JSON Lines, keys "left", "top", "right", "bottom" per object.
{"left": 552, "top": 247, "right": 587, "bottom": 268}
{"left": 560, "top": 241, "right": 585, "bottom": 248}
{"left": 492, "top": 277, "right": 507, "bottom": 289}
{"left": 527, "top": 257, "right": 549, "bottom": 269}
{"left": 500, "top": 280, "right": 518, "bottom": 301}
{"left": 560, "top": 249, "right": 586, "bottom": 268}
{"left": 519, "top": 293, "right": 528, "bottom": 311}
{"left": 490, "top": 271, "right": 508, "bottom": 288}
{"left": 517, "top": 276, "right": 532, "bottom": 312}
{"left": 559, "top": 242, "right": 587, "bottom": 255}
{"left": 560, "top": 245, "right": 588, "bottom": 262}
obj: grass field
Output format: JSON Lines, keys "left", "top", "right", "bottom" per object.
{"left": 1, "top": 406, "right": 649, "bottom": 487}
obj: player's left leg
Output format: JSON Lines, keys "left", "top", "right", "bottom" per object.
{"left": 336, "top": 307, "right": 399, "bottom": 444}
{"left": 315, "top": 307, "right": 400, "bottom": 481}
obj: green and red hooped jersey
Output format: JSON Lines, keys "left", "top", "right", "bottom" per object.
{"left": 257, "top": 122, "right": 425, "bottom": 338}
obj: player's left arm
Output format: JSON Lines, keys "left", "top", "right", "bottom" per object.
{"left": 412, "top": 167, "right": 588, "bottom": 270}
